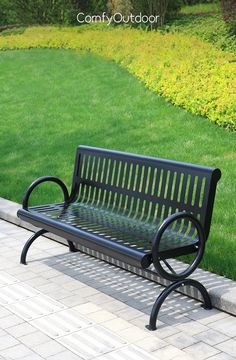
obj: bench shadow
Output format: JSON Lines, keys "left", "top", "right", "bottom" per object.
{"left": 35, "top": 249, "right": 228, "bottom": 328}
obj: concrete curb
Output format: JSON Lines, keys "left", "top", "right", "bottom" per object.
{"left": 1, "top": 197, "right": 236, "bottom": 317}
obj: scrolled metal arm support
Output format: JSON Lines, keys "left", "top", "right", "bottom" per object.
{"left": 22, "top": 176, "right": 69, "bottom": 210}
{"left": 147, "top": 213, "right": 210, "bottom": 330}
{"left": 152, "top": 212, "right": 206, "bottom": 281}
{"left": 20, "top": 176, "right": 75, "bottom": 265}
{"left": 147, "top": 278, "right": 212, "bottom": 331}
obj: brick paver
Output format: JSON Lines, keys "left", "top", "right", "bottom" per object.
{"left": 0, "top": 219, "right": 236, "bottom": 359}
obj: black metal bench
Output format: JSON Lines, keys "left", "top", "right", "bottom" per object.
{"left": 17, "top": 146, "right": 221, "bottom": 330}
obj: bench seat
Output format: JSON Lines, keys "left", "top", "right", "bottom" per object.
{"left": 18, "top": 200, "right": 199, "bottom": 269}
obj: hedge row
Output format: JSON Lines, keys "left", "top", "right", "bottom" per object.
{"left": 0, "top": 26, "right": 235, "bottom": 130}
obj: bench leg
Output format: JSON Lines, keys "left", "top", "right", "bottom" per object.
{"left": 147, "top": 279, "right": 212, "bottom": 331}
{"left": 68, "top": 240, "right": 78, "bottom": 252}
{"left": 20, "top": 229, "right": 48, "bottom": 265}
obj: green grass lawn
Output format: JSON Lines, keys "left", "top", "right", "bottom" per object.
{"left": 0, "top": 49, "right": 235, "bottom": 279}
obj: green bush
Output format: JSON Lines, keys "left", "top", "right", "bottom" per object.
{"left": 164, "top": 14, "right": 236, "bottom": 52}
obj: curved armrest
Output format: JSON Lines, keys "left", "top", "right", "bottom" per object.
{"left": 22, "top": 176, "right": 69, "bottom": 210}
{"left": 152, "top": 212, "right": 206, "bottom": 280}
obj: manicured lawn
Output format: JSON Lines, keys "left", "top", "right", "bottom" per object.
{"left": 0, "top": 49, "right": 235, "bottom": 279}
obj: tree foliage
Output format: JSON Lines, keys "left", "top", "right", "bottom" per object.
{"left": 0, "top": 0, "right": 181, "bottom": 26}
{"left": 0, "top": 0, "right": 80, "bottom": 25}
{"left": 107, "top": 0, "right": 133, "bottom": 16}
{"left": 221, "top": 0, "right": 236, "bottom": 34}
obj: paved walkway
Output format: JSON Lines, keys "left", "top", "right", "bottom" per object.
{"left": 0, "top": 219, "right": 236, "bottom": 360}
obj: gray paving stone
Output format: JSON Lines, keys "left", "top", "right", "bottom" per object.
{"left": 0, "top": 314, "right": 24, "bottom": 329}
{"left": 32, "top": 340, "right": 66, "bottom": 357}
{"left": 73, "top": 286, "right": 100, "bottom": 298}
{"left": 18, "top": 354, "right": 45, "bottom": 360}
{"left": 61, "top": 281, "right": 87, "bottom": 292}
{"left": 102, "top": 317, "right": 132, "bottom": 332}
{"left": 59, "top": 295, "right": 88, "bottom": 307}
{"left": 151, "top": 322, "right": 181, "bottom": 340}
{"left": 73, "top": 302, "right": 101, "bottom": 315}
{"left": 184, "top": 341, "right": 220, "bottom": 359}
{"left": 86, "top": 292, "right": 113, "bottom": 305}
{"left": 207, "top": 353, "right": 236, "bottom": 360}
{"left": 36, "top": 282, "right": 66, "bottom": 294}
{"left": 0, "top": 334, "right": 19, "bottom": 351}
{"left": 210, "top": 317, "right": 236, "bottom": 337}
{"left": 118, "top": 325, "right": 150, "bottom": 342}
{"left": 176, "top": 320, "right": 208, "bottom": 336}
{"left": 215, "top": 339, "right": 236, "bottom": 357}
{"left": 116, "top": 307, "right": 144, "bottom": 321}
{"left": 25, "top": 276, "right": 51, "bottom": 288}
{"left": 16, "top": 272, "right": 38, "bottom": 282}
{"left": 159, "top": 313, "right": 190, "bottom": 326}
{"left": 0, "top": 307, "right": 12, "bottom": 318}
{"left": 152, "top": 344, "right": 186, "bottom": 359}
{"left": 6, "top": 322, "right": 37, "bottom": 338}
{"left": 86, "top": 309, "right": 117, "bottom": 324}
{"left": 47, "top": 350, "right": 84, "bottom": 360}
{"left": 19, "top": 330, "right": 52, "bottom": 347}
{"left": 50, "top": 275, "right": 73, "bottom": 285}
{"left": 94, "top": 345, "right": 159, "bottom": 360}
{"left": 165, "top": 332, "right": 198, "bottom": 349}
{"left": 0, "top": 329, "right": 6, "bottom": 337}
{"left": 129, "top": 314, "right": 150, "bottom": 329}
{"left": 0, "top": 343, "right": 34, "bottom": 359}
{"left": 99, "top": 299, "right": 127, "bottom": 313}
{"left": 194, "top": 329, "right": 229, "bottom": 346}
{"left": 187, "top": 308, "right": 230, "bottom": 325}
{"left": 134, "top": 336, "right": 168, "bottom": 352}
{"left": 45, "top": 289, "right": 74, "bottom": 301}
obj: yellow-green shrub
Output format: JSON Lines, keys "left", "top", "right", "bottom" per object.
{"left": 0, "top": 26, "right": 235, "bottom": 130}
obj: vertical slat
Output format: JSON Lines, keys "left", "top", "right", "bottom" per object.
{"left": 80, "top": 153, "right": 88, "bottom": 180}
{"left": 127, "top": 161, "right": 136, "bottom": 192}
{"left": 194, "top": 176, "right": 205, "bottom": 208}
{"left": 186, "top": 175, "right": 196, "bottom": 207}
{"left": 114, "top": 160, "right": 122, "bottom": 188}
{"left": 180, "top": 172, "right": 188, "bottom": 205}
{"left": 123, "top": 162, "right": 131, "bottom": 190}
{"left": 131, "top": 163, "right": 138, "bottom": 191}
{"left": 146, "top": 166, "right": 155, "bottom": 196}
{"left": 191, "top": 176, "right": 199, "bottom": 206}
{"left": 86, "top": 155, "right": 94, "bottom": 181}
{"left": 117, "top": 160, "right": 126, "bottom": 189}
{"left": 107, "top": 159, "right": 115, "bottom": 185}
{"left": 102, "top": 157, "right": 110, "bottom": 184}
{"left": 135, "top": 164, "right": 143, "bottom": 193}
{"left": 141, "top": 165, "right": 149, "bottom": 194}
{"left": 172, "top": 171, "right": 181, "bottom": 203}
{"left": 200, "top": 177, "right": 207, "bottom": 208}
{"left": 165, "top": 170, "right": 175, "bottom": 201}
{"left": 158, "top": 168, "right": 168, "bottom": 199}
{"left": 92, "top": 156, "right": 99, "bottom": 182}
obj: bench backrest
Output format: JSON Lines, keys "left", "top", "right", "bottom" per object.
{"left": 71, "top": 146, "right": 221, "bottom": 240}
